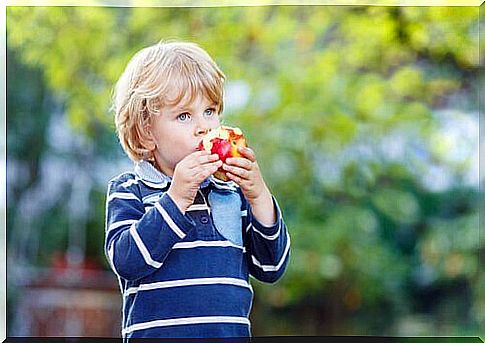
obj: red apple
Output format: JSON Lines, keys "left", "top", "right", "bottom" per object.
{"left": 198, "top": 125, "right": 248, "bottom": 181}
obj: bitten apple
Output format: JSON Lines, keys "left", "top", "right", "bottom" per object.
{"left": 198, "top": 125, "right": 247, "bottom": 181}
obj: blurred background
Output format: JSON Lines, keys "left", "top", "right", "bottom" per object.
{"left": 5, "top": 5, "right": 482, "bottom": 338}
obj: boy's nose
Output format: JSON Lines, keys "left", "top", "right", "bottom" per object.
{"left": 196, "top": 127, "right": 209, "bottom": 136}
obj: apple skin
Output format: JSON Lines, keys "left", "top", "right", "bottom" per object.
{"left": 197, "top": 126, "right": 247, "bottom": 181}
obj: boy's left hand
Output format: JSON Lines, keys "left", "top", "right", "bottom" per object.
{"left": 222, "top": 147, "right": 276, "bottom": 227}
{"left": 222, "top": 146, "right": 269, "bottom": 203}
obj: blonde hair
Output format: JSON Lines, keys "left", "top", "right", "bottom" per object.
{"left": 112, "top": 40, "right": 226, "bottom": 162}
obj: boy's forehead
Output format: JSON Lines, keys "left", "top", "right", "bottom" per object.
{"left": 158, "top": 69, "right": 221, "bottom": 111}
{"left": 172, "top": 95, "right": 217, "bottom": 110}
{"left": 163, "top": 83, "right": 217, "bottom": 109}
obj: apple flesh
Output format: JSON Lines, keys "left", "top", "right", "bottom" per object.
{"left": 198, "top": 125, "right": 247, "bottom": 181}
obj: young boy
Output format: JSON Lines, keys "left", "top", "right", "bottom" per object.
{"left": 105, "top": 40, "right": 290, "bottom": 340}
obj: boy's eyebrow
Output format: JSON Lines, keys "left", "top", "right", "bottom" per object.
{"left": 174, "top": 102, "right": 218, "bottom": 112}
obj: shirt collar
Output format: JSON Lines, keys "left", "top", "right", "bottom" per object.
{"left": 134, "top": 160, "right": 238, "bottom": 191}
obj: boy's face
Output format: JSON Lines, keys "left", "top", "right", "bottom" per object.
{"left": 147, "top": 88, "right": 221, "bottom": 177}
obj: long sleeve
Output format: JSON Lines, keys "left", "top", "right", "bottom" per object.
{"left": 242, "top": 193, "right": 291, "bottom": 283}
{"left": 104, "top": 176, "right": 196, "bottom": 281}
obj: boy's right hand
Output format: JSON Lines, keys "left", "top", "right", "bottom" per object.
{"left": 166, "top": 151, "right": 222, "bottom": 214}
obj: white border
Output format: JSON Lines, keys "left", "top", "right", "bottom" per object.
{"left": 2, "top": 2, "right": 483, "bottom": 342}
{"left": 1, "top": 1, "right": 6, "bottom": 341}
{"left": 4, "top": 0, "right": 485, "bottom": 6}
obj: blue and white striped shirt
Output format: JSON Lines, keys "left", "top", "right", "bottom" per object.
{"left": 104, "top": 160, "right": 290, "bottom": 340}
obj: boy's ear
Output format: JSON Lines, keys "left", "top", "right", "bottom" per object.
{"left": 138, "top": 124, "right": 156, "bottom": 151}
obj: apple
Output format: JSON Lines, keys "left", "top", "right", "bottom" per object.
{"left": 198, "top": 125, "right": 248, "bottom": 181}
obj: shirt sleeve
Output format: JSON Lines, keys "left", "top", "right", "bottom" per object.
{"left": 104, "top": 177, "right": 196, "bottom": 281}
{"left": 242, "top": 192, "right": 291, "bottom": 284}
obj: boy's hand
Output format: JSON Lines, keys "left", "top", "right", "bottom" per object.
{"left": 222, "top": 147, "right": 276, "bottom": 226}
{"left": 167, "top": 151, "right": 222, "bottom": 213}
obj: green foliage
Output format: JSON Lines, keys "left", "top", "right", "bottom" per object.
{"left": 371, "top": 187, "right": 420, "bottom": 225}
{"left": 7, "top": 5, "right": 479, "bottom": 336}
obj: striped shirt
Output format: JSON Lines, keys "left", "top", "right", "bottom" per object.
{"left": 104, "top": 160, "right": 291, "bottom": 340}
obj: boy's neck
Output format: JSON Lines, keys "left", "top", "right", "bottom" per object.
{"left": 150, "top": 159, "right": 173, "bottom": 178}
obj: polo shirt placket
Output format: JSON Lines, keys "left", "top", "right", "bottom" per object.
{"left": 186, "top": 188, "right": 217, "bottom": 240}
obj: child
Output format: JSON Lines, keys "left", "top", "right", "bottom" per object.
{"left": 105, "top": 40, "right": 290, "bottom": 340}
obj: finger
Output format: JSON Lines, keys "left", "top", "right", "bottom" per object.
{"left": 190, "top": 150, "right": 211, "bottom": 157}
{"left": 197, "top": 153, "right": 220, "bottom": 165}
{"left": 199, "top": 160, "right": 223, "bottom": 174}
{"left": 186, "top": 152, "right": 218, "bottom": 169}
{"left": 225, "top": 157, "right": 252, "bottom": 170}
{"left": 237, "top": 146, "right": 256, "bottom": 163}
{"left": 203, "top": 161, "right": 223, "bottom": 178}
{"left": 183, "top": 150, "right": 211, "bottom": 167}
{"left": 225, "top": 171, "right": 239, "bottom": 183}
{"left": 225, "top": 171, "right": 245, "bottom": 185}
{"left": 222, "top": 164, "right": 250, "bottom": 179}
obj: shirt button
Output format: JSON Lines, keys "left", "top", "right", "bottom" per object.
{"left": 200, "top": 216, "right": 209, "bottom": 224}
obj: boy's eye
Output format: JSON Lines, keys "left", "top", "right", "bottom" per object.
{"left": 177, "top": 113, "right": 191, "bottom": 122}
{"left": 204, "top": 108, "right": 216, "bottom": 117}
